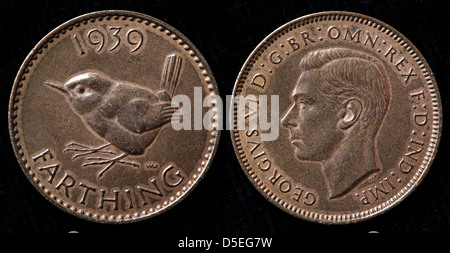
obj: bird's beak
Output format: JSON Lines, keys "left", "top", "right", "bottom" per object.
{"left": 44, "top": 81, "right": 67, "bottom": 94}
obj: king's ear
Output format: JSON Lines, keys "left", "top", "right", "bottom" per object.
{"left": 338, "top": 98, "right": 362, "bottom": 130}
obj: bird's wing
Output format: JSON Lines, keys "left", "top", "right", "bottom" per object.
{"left": 99, "top": 83, "right": 158, "bottom": 119}
{"left": 117, "top": 99, "right": 150, "bottom": 133}
{"left": 117, "top": 99, "right": 176, "bottom": 134}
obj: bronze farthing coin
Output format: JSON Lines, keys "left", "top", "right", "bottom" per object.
{"left": 231, "top": 11, "right": 442, "bottom": 224}
{"left": 9, "top": 10, "right": 220, "bottom": 223}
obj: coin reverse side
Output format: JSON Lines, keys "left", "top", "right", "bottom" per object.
{"left": 231, "top": 11, "right": 441, "bottom": 224}
{"left": 9, "top": 10, "right": 220, "bottom": 223}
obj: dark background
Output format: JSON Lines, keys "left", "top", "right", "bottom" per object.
{"left": 0, "top": 0, "right": 448, "bottom": 236}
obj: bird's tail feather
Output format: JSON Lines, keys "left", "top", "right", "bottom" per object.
{"left": 160, "top": 54, "right": 182, "bottom": 97}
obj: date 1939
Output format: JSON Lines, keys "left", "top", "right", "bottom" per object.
{"left": 71, "top": 26, "right": 145, "bottom": 55}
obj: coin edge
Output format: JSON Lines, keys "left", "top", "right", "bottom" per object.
{"left": 230, "top": 11, "right": 443, "bottom": 224}
{"left": 8, "top": 10, "right": 221, "bottom": 224}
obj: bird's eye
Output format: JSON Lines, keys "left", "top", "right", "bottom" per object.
{"left": 76, "top": 85, "right": 85, "bottom": 94}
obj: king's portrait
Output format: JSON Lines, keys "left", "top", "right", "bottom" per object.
{"left": 281, "top": 47, "right": 391, "bottom": 199}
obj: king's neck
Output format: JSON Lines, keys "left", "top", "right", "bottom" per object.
{"left": 322, "top": 136, "right": 380, "bottom": 199}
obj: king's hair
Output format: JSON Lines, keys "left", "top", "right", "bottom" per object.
{"left": 300, "top": 48, "right": 391, "bottom": 133}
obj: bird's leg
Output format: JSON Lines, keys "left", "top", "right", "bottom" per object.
{"left": 82, "top": 153, "right": 140, "bottom": 179}
{"left": 63, "top": 142, "right": 116, "bottom": 160}
{"left": 83, "top": 154, "right": 140, "bottom": 168}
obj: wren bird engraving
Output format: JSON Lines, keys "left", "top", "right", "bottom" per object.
{"left": 45, "top": 54, "right": 183, "bottom": 179}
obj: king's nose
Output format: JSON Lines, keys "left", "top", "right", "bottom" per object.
{"left": 281, "top": 104, "right": 298, "bottom": 128}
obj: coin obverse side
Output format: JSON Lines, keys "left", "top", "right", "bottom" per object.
{"left": 231, "top": 11, "right": 442, "bottom": 224}
{"left": 9, "top": 11, "right": 220, "bottom": 223}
